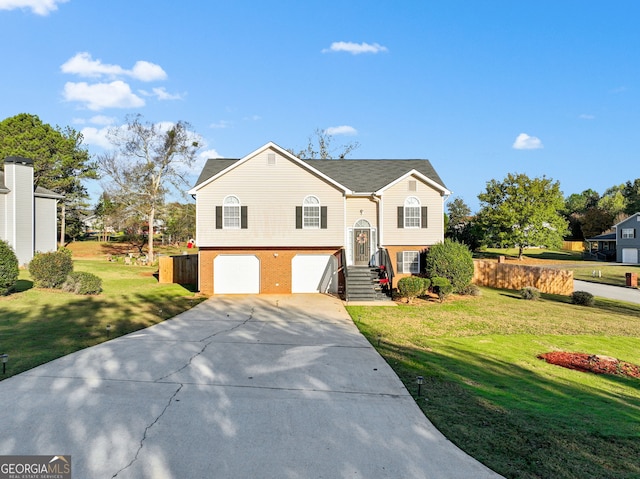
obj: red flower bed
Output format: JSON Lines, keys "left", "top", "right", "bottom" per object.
{"left": 538, "top": 352, "right": 640, "bottom": 379}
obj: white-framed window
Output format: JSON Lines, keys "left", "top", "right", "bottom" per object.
{"left": 223, "top": 195, "right": 241, "bottom": 229}
{"left": 402, "top": 251, "right": 420, "bottom": 273}
{"left": 303, "top": 195, "right": 320, "bottom": 229}
{"left": 622, "top": 228, "right": 635, "bottom": 239}
{"left": 404, "top": 196, "right": 421, "bottom": 228}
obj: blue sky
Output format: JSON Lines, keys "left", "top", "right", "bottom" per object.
{"left": 1, "top": 0, "right": 639, "bottom": 213}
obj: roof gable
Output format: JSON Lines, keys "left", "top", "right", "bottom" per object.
{"left": 190, "top": 142, "right": 450, "bottom": 196}
{"left": 614, "top": 212, "right": 640, "bottom": 229}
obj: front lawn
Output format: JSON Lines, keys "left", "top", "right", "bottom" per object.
{"left": 0, "top": 258, "right": 204, "bottom": 379}
{"left": 347, "top": 289, "right": 640, "bottom": 479}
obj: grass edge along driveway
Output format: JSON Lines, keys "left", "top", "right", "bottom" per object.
{"left": 0, "top": 258, "right": 205, "bottom": 380}
{"left": 347, "top": 287, "right": 640, "bottom": 479}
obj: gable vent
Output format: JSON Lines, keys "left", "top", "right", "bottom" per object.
{"left": 267, "top": 153, "right": 276, "bottom": 165}
{"left": 408, "top": 180, "right": 417, "bottom": 191}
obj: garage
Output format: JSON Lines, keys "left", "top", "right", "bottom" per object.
{"left": 214, "top": 255, "right": 260, "bottom": 294}
{"left": 622, "top": 248, "right": 639, "bottom": 264}
{"left": 291, "top": 254, "right": 337, "bottom": 293}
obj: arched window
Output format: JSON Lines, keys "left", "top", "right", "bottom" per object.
{"left": 223, "top": 195, "right": 241, "bottom": 229}
{"left": 404, "top": 196, "right": 421, "bottom": 228}
{"left": 303, "top": 195, "right": 320, "bottom": 229}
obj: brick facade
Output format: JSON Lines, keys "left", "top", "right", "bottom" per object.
{"left": 199, "top": 247, "right": 342, "bottom": 295}
{"left": 384, "top": 245, "right": 431, "bottom": 288}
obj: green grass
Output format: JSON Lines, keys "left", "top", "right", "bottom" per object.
{"left": 347, "top": 288, "right": 640, "bottom": 479}
{"left": 0, "top": 258, "right": 204, "bottom": 379}
{"left": 476, "top": 247, "right": 584, "bottom": 262}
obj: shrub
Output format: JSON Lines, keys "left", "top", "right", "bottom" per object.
{"left": 28, "top": 248, "right": 73, "bottom": 289}
{"left": 459, "top": 283, "right": 482, "bottom": 296}
{"left": 571, "top": 290, "right": 594, "bottom": 307}
{"left": 398, "top": 276, "right": 429, "bottom": 303}
{"left": 62, "top": 272, "right": 102, "bottom": 295}
{"left": 431, "top": 276, "right": 453, "bottom": 302}
{"left": 521, "top": 286, "right": 540, "bottom": 300}
{"left": 424, "top": 239, "right": 474, "bottom": 293}
{"left": 0, "top": 240, "right": 19, "bottom": 295}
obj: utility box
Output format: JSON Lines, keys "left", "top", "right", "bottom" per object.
{"left": 625, "top": 272, "right": 637, "bottom": 287}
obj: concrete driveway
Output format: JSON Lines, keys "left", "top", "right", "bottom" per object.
{"left": 0, "top": 294, "right": 502, "bottom": 479}
{"left": 574, "top": 279, "right": 640, "bottom": 304}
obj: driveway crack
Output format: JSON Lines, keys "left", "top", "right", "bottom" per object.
{"left": 112, "top": 383, "right": 183, "bottom": 478}
{"left": 155, "top": 310, "right": 254, "bottom": 382}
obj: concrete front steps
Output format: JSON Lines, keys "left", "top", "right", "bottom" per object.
{"left": 345, "top": 266, "right": 391, "bottom": 302}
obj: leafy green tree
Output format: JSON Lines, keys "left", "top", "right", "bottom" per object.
{"left": 446, "top": 197, "right": 472, "bottom": 241}
{"left": 562, "top": 189, "right": 600, "bottom": 216}
{"left": 597, "top": 185, "right": 626, "bottom": 220}
{"left": 623, "top": 179, "right": 640, "bottom": 215}
{"left": 290, "top": 128, "right": 360, "bottom": 159}
{"left": 0, "top": 113, "right": 99, "bottom": 243}
{"left": 476, "top": 173, "right": 568, "bottom": 259}
{"left": 163, "top": 202, "right": 196, "bottom": 244}
{"left": 99, "top": 115, "right": 200, "bottom": 261}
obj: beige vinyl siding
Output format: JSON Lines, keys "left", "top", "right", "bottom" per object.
{"left": 196, "top": 150, "right": 345, "bottom": 247}
{"left": 345, "top": 197, "right": 378, "bottom": 229}
{"left": 382, "top": 174, "right": 444, "bottom": 246}
{"left": 5, "top": 162, "right": 34, "bottom": 265}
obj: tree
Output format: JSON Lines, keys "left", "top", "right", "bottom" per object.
{"left": 163, "top": 202, "right": 196, "bottom": 244}
{"left": 290, "top": 128, "right": 360, "bottom": 159}
{"left": 99, "top": 115, "right": 200, "bottom": 262}
{"left": 0, "top": 113, "right": 98, "bottom": 243}
{"left": 476, "top": 173, "right": 568, "bottom": 259}
{"left": 446, "top": 197, "right": 471, "bottom": 240}
{"left": 623, "top": 179, "right": 640, "bottom": 215}
{"left": 580, "top": 207, "right": 614, "bottom": 239}
{"left": 424, "top": 239, "right": 474, "bottom": 293}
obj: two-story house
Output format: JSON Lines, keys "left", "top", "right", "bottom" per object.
{"left": 0, "top": 157, "right": 63, "bottom": 266}
{"left": 189, "top": 142, "right": 450, "bottom": 295}
{"left": 615, "top": 213, "right": 640, "bottom": 263}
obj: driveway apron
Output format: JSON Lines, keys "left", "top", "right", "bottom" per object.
{"left": 0, "top": 294, "right": 502, "bottom": 479}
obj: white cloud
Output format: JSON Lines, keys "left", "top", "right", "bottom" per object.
{"left": 322, "top": 41, "right": 388, "bottom": 55}
{"left": 61, "top": 52, "right": 167, "bottom": 81}
{"left": 63, "top": 81, "right": 145, "bottom": 111}
{"left": 512, "top": 133, "right": 543, "bottom": 150}
{"left": 200, "top": 148, "right": 221, "bottom": 160}
{"left": 325, "top": 125, "right": 358, "bottom": 136}
{"left": 79, "top": 126, "right": 111, "bottom": 149}
{"left": 579, "top": 113, "right": 595, "bottom": 120}
{"left": 0, "top": 0, "right": 67, "bottom": 15}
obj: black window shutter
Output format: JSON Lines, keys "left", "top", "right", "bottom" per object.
{"left": 321, "top": 206, "right": 327, "bottom": 229}
{"left": 397, "top": 207, "right": 404, "bottom": 228}
{"left": 421, "top": 206, "right": 428, "bottom": 229}
{"left": 635, "top": 229, "right": 637, "bottom": 239}
{"left": 216, "top": 206, "right": 222, "bottom": 229}
{"left": 396, "top": 251, "right": 404, "bottom": 273}
{"left": 296, "top": 206, "right": 302, "bottom": 229}
{"left": 241, "top": 206, "right": 248, "bottom": 229}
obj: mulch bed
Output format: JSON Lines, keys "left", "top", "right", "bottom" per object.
{"left": 538, "top": 352, "right": 640, "bottom": 379}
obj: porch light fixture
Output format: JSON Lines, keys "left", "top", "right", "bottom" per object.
{"left": 416, "top": 376, "right": 424, "bottom": 397}
{"left": 360, "top": 209, "right": 364, "bottom": 215}
{"left": 1, "top": 354, "right": 8, "bottom": 374}
{"left": 273, "top": 253, "right": 278, "bottom": 257}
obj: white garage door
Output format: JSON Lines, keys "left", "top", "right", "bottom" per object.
{"left": 622, "top": 248, "right": 639, "bottom": 264}
{"left": 292, "top": 254, "right": 337, "bottom": 293}
{"left": 214, "top": 255, "right": 260, "bottom": 294}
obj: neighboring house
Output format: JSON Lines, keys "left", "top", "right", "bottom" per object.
{"left": 584, "top": 232, "right": 617, "bottom": 261}
{"left": 0, "top": 157, "right": 63, "bottom": 265}
{"left": 615, "top": 213, "right": 640, "bottom": 263}
{"left": 188, "top": 142, "right": 450, "bottom": 295}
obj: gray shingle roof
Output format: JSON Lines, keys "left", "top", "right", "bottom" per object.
{"left": 193, "top": 157, "right": 448, "bottom": 193}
